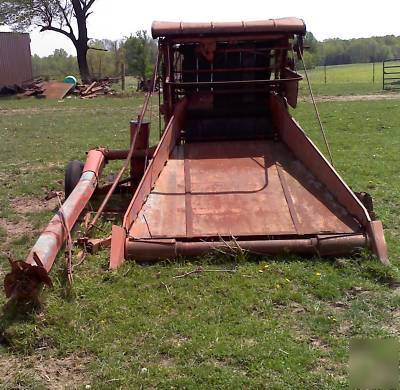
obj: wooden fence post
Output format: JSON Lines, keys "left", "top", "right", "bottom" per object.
{"left": 372, "top": 62, "right": 375, "bottom": 84}
{"left": 121, "top": 63, "right": 126, "bottom": 91}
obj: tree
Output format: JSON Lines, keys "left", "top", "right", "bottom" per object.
{"left": 87, "top": 39, "right": 125, "bottom": 77}
{"left": 0, "top": 0, "right": 97, "bottom": 82}
{"left": 124, "top": 31, "right": 157, "bottom": 80}
{"left": 32, "top": 48, "right": 78, "bottom": 78}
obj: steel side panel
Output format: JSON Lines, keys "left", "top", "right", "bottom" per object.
{"left": 124, "top": 99, "right": 187, "bottom": 230}
{"left": 129, "top": 140, "right": 359, "bottom": 239}
{"left": 273, "top": 143, "right": 360, "bottom": 235}
{"left": 269, "top": 94, "right": 371, "bottom": 227}
{"left": 109, "top": 225, "right": 127, "bottom": 270}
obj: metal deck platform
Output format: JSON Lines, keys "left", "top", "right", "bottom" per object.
{"left": 129, "top": 140, "right": 361, "bottom": 240}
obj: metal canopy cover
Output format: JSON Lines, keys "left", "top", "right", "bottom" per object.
{"left": 152, "top": 17, "right": 306, "bottom": 38}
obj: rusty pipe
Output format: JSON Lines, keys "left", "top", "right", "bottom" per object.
{"left": 4, "top": 149, "right": 105, "bottom": 300}
{"left": 27, "top": 149, "right": 106, "bottom": 270}
{"left": 125, "top": 235, "right": 367, "bottom": 261}
{"left": 104, "top": 146, "right": 156, "bottom": 161}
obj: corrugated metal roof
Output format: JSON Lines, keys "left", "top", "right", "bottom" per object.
{"left": 0, "top": 32, "right": 33, "bottom": 86}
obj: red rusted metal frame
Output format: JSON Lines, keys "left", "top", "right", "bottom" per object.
{"left": 160, "top": 40, "right": 171, "bottom": 124}
{"left": 168, "top": 43, "right": 176, "bottom": 118}
{"left": 160, "top": 39, "right": 175, "bottom": 123}
{"left": 117, "top": 21, "right": 389, "bottom": 267}
{"left": 95, "top": 181, "right": 132, "bottom": 196}
{"left": 85, "top": 236, "right": 112, "bottom": 254}
{"left": 177, "top": 66, "right": 281, "bottom": 74}
{"left": 151, "top": 18, "right": 306, "bottom": 38}
{"left": 167, "top": 34, "right": 292, "bottom": 44}
{"left": 212, "top": 46, "right": 291, "bottom": 53}
{"left": 166, "top": 76, "right": 302, "bottom": 88}
{"left": 4, "top": 149, "right": 106, "bottom": 300}
{"left": 110, "top": 225, "right": 126, "bottom": 269}
{"left": 270, "top": 94, "right": 370, "bottom": 226}
{"left": 27, "top": 149, "right": 105, "bottom": 269}
{"left": 130, "top": 120, "right": 150, "bottom": 188}
{"left": 281, "top": 68, "right": 300, "bottom": 107}
{"left": 269, "top": 94, "right": 388, "bottom": 263}
{"left": 123, "top": 99, "right": 187, "bottom": 230}
{"left": 125, "top": 234, "right": 367, "bottom": 261}
{"left": 109, "top": 99, "right": 187, "bottom": 269}
{"left": 103, "top": 147, "right": 156, "bottom": 161}
{"left": 367, "top": 221, "right": 389, "bottom": 265}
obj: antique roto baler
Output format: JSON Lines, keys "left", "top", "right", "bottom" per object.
{"left": 4, "top": 18, "right": 388, "bottom": 299}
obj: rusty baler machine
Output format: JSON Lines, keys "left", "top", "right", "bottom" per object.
{"left": 4, "top": 18, "right": 389, "bottom": 300}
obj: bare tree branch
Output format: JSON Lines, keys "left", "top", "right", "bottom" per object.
{"left": 88, "top": 46, "right": 108, "bottom": 51}
{"left": 55, "top": 0, "right": 75, "bottom": 37}
{"left": 39, "top": 24, "right": 74, "bottom": 40}
{"left": 83, "top": 0, "right": 96, "bottom": 14}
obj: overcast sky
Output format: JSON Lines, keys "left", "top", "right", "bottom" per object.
{"left": 1, "top": 0, "right": 400, "bottom": 56}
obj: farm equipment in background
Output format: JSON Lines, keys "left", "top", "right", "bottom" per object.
{"left": 137, "top": 77, "right": 160, "bottom": 92}
{"left": 4, "top": 18, "right": 389, "bottom": 301}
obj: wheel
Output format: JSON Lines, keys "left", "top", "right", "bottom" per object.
{"left": 64, "top": 160, "right": 84, "bottom": 199}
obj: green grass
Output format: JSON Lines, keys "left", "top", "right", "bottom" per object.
{"left": 299, "top": 63, "right": 389, "bottom": 96}
{"left": 0, "top": 94, "right": 399, "bottom": 388}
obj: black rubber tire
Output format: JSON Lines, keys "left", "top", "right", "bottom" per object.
{"left": 64, "top": 160, "right": 84, "bottom": 199}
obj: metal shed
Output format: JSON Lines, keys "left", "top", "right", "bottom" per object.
{"left": 0, "top": 32, "right": 33, "bottom": 86}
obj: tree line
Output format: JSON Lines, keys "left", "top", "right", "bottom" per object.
{"left": 33, "top": 30, "right": 400, "bottom": 80}
{"left": 301, "top": 32, "right": 400, "bottom": 68}
{"left": 32, "top": 31, "right": 157, "bottom": 81}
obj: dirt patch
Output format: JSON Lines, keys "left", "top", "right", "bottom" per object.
{"left": 300, "top": 93, "right": 400, "bottom": 103}
{"left": 337, "top": 320, "right": 352, "bottom": 336}
{"left": 310, "top": 356, "right": 344, "bottom": 379}
{"left": 380, "top": 307, "right": 400, "bottom": 337}
{"left": 0, "top": 218, "right": 34, "bottom": 240}
{"left": 309, "top": 336, "right": 331, "bottom": 352}
{"left": 0, "top": 352, "right": 92, "bottom": 389}
{"left": 241, "top": 338, "right": 257, "bottom": 347}
{"left": 329, "top": 300, "right": 350, "bottom": 313}
{"left": 158, "top": 354, "right": 176, "bottom": 368}
{"left": 168, "top": 334, "right": 190, "bottom": 348}
{"left": 11, "top": 197, "right": 59, "bottom": 214}
{"left": 0, "top": 195, "right": 58, "bottom": 244}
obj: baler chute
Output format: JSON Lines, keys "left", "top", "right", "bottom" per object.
{"left": 4, "top": 17, "right": 388, "bottom": 300}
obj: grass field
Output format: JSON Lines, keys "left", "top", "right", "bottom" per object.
{"left": 0, "top": 88, "right": 399, "bottom": 388}
{"left": 299, "top": 62, "right": 389, "bottom": 96}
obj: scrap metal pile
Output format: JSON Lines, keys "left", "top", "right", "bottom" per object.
{"left": 3, "top": 17, "right": 389, "bottom": 302}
